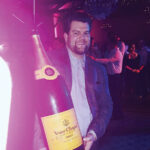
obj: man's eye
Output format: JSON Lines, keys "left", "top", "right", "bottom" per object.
{"left": 73, "top": 32, "right": 79, "bottom": 36}
{"left": 84, "top": 32, "right": 90, "bottom": 36}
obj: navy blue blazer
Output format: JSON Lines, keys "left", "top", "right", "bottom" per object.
{"left": 47, "top": 47, "right": 113, "bottom": 139}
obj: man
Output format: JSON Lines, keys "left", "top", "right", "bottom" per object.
{"left": 34, "top": 12, "right": 113, "bottom": 150}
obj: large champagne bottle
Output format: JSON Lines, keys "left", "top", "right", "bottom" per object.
{"left": 32, "top": 34, "right": 84, "bottom": 150}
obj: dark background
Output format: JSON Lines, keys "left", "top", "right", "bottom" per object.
{"left": 1, "top": 1, "right": 150, "bottom": 150}
{"left": 1, "top": 0, "right": 150, "bottom": 49}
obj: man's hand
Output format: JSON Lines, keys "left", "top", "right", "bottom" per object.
{"left": 83, "top": 133, "right": 95, "bottom": 150}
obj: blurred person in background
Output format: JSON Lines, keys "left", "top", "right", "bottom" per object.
{"left": 124, "top": 43, "right": 144, "bottom": 100}
{"left": 137, "top": 40, "right": 149, "bottom": 97}
{"left": 90, "top": 32, "right": 125, "bottom": 120}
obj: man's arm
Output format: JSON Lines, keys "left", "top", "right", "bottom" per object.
{"left": 88, "top": 62, "right": 113, "bottom": 139}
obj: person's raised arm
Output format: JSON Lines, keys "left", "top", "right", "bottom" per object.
{"left": 89, "top": 47, "right": 121, "bottom": 64}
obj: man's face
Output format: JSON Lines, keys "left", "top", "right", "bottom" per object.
{"left": 64, "top": 21, "right": 91, "bottom": 55}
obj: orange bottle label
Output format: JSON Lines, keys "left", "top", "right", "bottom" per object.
{"left": 41, "top": 108, "right": 83, "bottom": 150}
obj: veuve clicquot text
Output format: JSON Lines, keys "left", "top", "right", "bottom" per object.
{"left": 32, "top": 34, "right": 84, "bottom": 150}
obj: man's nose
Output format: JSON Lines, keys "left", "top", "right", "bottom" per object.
{"left": 79, "top": 34, "right": 86, "bottom": 40}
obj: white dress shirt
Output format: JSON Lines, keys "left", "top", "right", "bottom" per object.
{"left": 67, "top": 49, "right": 93, "bottom": 137}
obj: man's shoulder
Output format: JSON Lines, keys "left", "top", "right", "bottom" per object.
{"left": 87, "top": 56, "right": 107, "bottom": 73}
{"left": 88, "top": 57, "right": 108, "bottom": 83}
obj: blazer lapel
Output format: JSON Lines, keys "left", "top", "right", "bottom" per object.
{"left": 85, "top": 57, "right": 97, "bottom": 114}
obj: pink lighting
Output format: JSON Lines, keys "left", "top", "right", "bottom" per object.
{"left": 0, "top": 57, "right": 12, "bottom": 150}
{"left": 54, "top": 27, "right": 58, "bottom": 38}
{"left": 0, "top": 44, "right": 4, "bottom": 51}
{"left": 53, "top": 13, "right": 59, "bottom": 38}
{"left": 58, "top": 2, "right": 72, "bottom": 10}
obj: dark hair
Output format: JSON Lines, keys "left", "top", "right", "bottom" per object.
{"left": 62, "top": 11, "right": 92, "bottom": 33}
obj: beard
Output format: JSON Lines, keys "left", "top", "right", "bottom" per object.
{"left": 72, "top": 42, "right": 89, "bottom": 55}
{"left": 73, "top": 45, "right": 88, "bottom": 55}
{"left": 67, "top": 38, "right": 90, "bottom": 55}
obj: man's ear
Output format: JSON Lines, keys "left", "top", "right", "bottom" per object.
{"left": 64, "top": 33, "right": 68, "bottom": 43}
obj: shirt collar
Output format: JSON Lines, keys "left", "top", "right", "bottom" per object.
{"left": 67, "top": 46, "right": 85, "bottom": 68}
